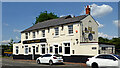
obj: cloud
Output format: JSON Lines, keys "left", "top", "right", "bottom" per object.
{"left": 96, "top": 21, "right": 104, "bottom": 28}
{"left": 16, "top": 36, "right": 20, "bottom": 40}
{"left": 113, "top": 20, "right": 120, "bottom": 27}
{"left": 13, "top": 29, "right": 22, "bottom": 33}
{"left": 0, "top": 40, "right": 10, "bottom": 44}
{"left": 3, "top": 23, "right": 9, "bottom": 26}
{"left": 98, "top": 32, "right": 117, "bottom": 39}
{"left": 91, "top": 4, "right": 113, "bottom": 17}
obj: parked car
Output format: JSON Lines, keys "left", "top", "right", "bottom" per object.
{"left": 36, "top": 54, "right": 63, "bottom": 65}
{"left": 86, "top": 54, "right": 120, "bottom": 68}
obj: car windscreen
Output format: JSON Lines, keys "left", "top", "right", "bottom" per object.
{"left": 113, "top": 54, "right": 120, "bottom": 60}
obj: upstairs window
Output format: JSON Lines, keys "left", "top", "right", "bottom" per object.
{"left": 25, "top": 33, "right": 28, "bottom": 39}
{"left": 54, "top": 27, "right": 59, "bottom": 36}
{"left": 33, "top": 32, "right": 35, "bottom": 38}
{"left": 42, "top": 30, "right": 45, "bottom": 37}
{"left": 68, "top": 25, "right": 73, "bottom": 34}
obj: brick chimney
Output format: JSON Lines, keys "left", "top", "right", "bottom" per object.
{"left": 86, "top": 5, "right": 91, "bottom": 15}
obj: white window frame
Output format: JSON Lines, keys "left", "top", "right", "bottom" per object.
{"left": 25, "top": 33, "right": 28, "bottom": 39}
{"left": 25, "top": 45, "right": 28, "bottom": 55}
{"left": 54, "top": 27, "right": 59, "bottom": 36}
{"left": 33, "top": 32, "right": 35, "bottom": 38}
{"left": 42, "top": 30, "right": 45, "bottom": 37}
{"left": 68, "top": 25, "right": 73, "bottom": 34}
{"left": 16, "top": 46, "right": 19, "bottom": 54}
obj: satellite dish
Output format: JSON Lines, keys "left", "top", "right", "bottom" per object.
{"left": 88, "top": 33, "right": 93, "bottom": 41}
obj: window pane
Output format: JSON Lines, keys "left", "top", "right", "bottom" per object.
{"left": 25, "top": 33, "right": 28, "bottom": 39}
{"left": 36, "top": 47, "right": 38, "bottom": 52}
{"left": 59, "top": 46, "right": 62, "bottom": 53}
{"left": 68, "top": 25, "right": 73, "bottom": 34}
{"left": 33, "top": 32, "right": 35, "bottom": 38}
{"left": 50, "top": 47, "right": 52, "bottom": 52}
{"left": 55, "top": 27, "right": 59, "bottom": 35}
{"left": 42, "top": 30, "right": 45, "bottom": 37}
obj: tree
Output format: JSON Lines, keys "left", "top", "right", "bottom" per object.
{"left": 34, "top": 11, "right": 58, "bottom": 24}
{"left": 8, "top": 39, "right": 14, "bottom": 52}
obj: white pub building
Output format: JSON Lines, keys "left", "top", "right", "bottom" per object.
{"left": 13, "top": 6, "right": 115, "bottom": 62}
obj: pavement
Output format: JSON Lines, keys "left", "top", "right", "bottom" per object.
{"left": 1, "top": 57, "right": 90, "bottom": 68}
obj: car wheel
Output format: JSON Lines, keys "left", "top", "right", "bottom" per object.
{"left": 37, "top": 60, "right": 41, "bottom": 64}
{"left": 49, "top": 60, "right": 53, "bottom": 65}
{"left": 92, "top": 63, "right": 99, "bottom": 68}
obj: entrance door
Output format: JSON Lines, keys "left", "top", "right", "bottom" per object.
{"left": 55, "top": 48, "right": 58, "bottom": 54}
{"left": 54, "top": 45, "right": 58, "bottom": 54}
{"left": 32, "top": 46, "right": 35, "bottom": 60}
{"left": 42, "top": 48, "right": 45, "bottom": 54}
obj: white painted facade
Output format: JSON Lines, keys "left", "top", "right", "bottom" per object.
{"left": 13, "top": 15, "right": 103, "bottom": 57}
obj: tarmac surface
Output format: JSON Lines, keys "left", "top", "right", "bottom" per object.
{"left": 1, "top": 57, "right": 90, "bottom": 68}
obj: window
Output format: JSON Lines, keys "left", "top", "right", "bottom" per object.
{"left": 48, "top": 28, "right": 50, "bottom": 33}
{"left": 16, "top": 46, "right": 19, "bottom": 54}
{"left": 36, "top": 47, "right": 38, "bottom": 52}
{"left": 25, "top": 46, "right": 28, "bottom": 54}
{"left": 59, "top": 46, "right": 62, "bottom": 53}
{"left": 42, "top": 54, "right": 52, "bottom": 57}
{"left": 64, "top": 43, "right": 70, "bottom": 54}
{"left": 68, "top": 25, "right": 73, "bottom": 34}
{"left": 54, "top": 27, "right": 59, "bottom": 36}
{"left": 92, "top": 47, "right": 97, "bottom": 50}
{"left": 41, "top": 44, "right": 45, "bottom": 54}
{"left": 33, "top": 32, "right": 35, "bottom": 38}
{"left": 29, "top": 47, "right": 31, "bottom": 52}
{"left": 72, "top": 50, "right": 74, "bottom": 54}
{"left": 42, "top": 30, "right": 45, "bottom": 37}
{"left": 37, "top": 30, "right": 39, "bottom": 34}
{"left": 29, "top": 32, "right": 30, "bottom": 36}
{"left": 61, "top": 25, "right": 64, "bottom": 30}
{"left": 50, "top": 47, "right": 53, "bottom": 53}
{"left": 102, "top": 47, "right": 107, "bottom": 50}
{"left": 25, "top": 33, "right": 28, "bottom": 39}
{"left": 96, "top": 55, "right": 106, "bottom": 59}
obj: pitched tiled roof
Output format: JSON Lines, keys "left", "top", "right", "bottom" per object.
{"left": 21, "top": 15, "right": 88, "bottom": 33}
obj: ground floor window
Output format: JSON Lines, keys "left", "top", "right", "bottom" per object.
{"left": 64, "top": 43, "right": 70, "bottom": 54}
{"left": 16, "top": 46, "right": 19, "bottom": 54}
{"left": 36, "top": 47, "right": 38, "bottom": 52}
{"left": 59, "top": 46, "right": 62, "bottom": 53}
{"left": 29, "top": 47, "right": 31, "bottom": 52}
{"left": 72, "top": 50, "right": 74, "bottom": 54}
{"left": 50, "top": 47, "right": 53, "bottom": 53}
{"left": 41, "top": 44, "right": 45, "bottom": 54}
{"left": 25, "top": 46, "right": 28, "bottom": 54}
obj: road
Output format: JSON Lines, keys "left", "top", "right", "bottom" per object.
{"left": 2, "top": 57, "right": 91, "bottom": 68}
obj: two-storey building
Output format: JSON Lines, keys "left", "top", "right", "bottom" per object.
{"left": 13, "top": 6, "right": 115, "bottom": 62}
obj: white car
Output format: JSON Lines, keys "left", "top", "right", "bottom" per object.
{"left": 36, "top": 54, "right": 63, "bottom": 65}
{"left": 86, "top": 54, "right": 120, "bottom": 68}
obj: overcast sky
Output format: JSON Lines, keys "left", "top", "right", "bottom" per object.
{"left": 2, "top": 2, "right": 118, "bottom": 44}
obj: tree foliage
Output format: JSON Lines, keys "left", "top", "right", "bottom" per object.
{"left": 34, "top": 11, "right": 58, "bottom": 24}
{"left": 99, "top": 37, "right": 120, "bottom": 53}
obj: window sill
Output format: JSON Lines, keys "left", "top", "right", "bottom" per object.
{"left": 53, "top": 35, "right": 59, "bottom": 38}
{"left": 67, "top": 34, "right": 74, "bottom": 36}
